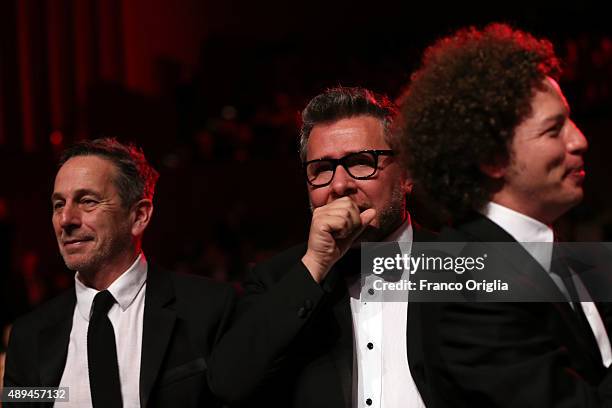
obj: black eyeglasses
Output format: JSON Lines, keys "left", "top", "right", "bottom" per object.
{"left": 303, "top": 149, "right": 395, "bottom": 187}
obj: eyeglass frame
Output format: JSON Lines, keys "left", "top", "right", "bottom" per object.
{"left": 302, "top": 149, "right": 396, "bottom": 187}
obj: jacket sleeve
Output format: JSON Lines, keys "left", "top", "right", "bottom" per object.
{"left": 3, "top": 318, "right": 34, "bottom": 388}
{"left": 206, "top": 258, "right": 326, "bottom": 404}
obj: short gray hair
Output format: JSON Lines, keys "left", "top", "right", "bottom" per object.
{"left": 299, "top": 87, "right": 399, "bottom": 162}
{"left": 58, "top": 138, "right": 159, "bottom": 207}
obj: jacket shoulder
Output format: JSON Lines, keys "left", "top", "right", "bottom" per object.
{"left": 12, "top": 289, "right": 75, "bottom": 331}
{"left": 148, "top": 263, "right": 235, "bottom": 303}
{"left": 250, "top": 243, "right": 308, "bottom": 280}
{"left": 170, "top": 271, "right": 235, "bottom": 302}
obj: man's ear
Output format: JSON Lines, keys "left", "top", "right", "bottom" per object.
{"left": 130, "top": 199, "right": 153, "bottom": 237}
{"left": 399, "top": 168, "right": 414, "bottom": 194}
{"left": 401, "top": 177, "right": 414, "bottom": 195}
{"left": 479, "top": 156, "right": 508, "bottom": 179}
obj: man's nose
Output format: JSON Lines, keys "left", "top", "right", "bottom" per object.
{"left": 330, "top": 165, "right": 357, "bottom": 198}
{"left": 59, "top": 202, "right": 82, "bottom": 229}
{"left": 566, "top": 120, "right": 588, "bottom": 155}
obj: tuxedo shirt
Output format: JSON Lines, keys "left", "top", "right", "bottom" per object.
{"left": 58, "top": 253, "right": 146, "bottom": 407}
{"left": 348, "top": 220, "right": 425, "bottom": 408}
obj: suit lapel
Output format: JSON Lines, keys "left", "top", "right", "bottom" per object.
{"left": 38, "top": 290, "right": 76, "bottom": 387}
{"left": 407, "top": 227, "right": 436, "bottom": 407}
{"left": 140, "top": 265, "right": 177, "bottom": 408}
{"left": 455, "top": 214, "right": 604, "bottom": 369}
{"left": 321, "top": 265, "right": 354, "bottom": 408}
{"left": 457, "top": 214, "right": 574, "bottom": 303}
{"left": 331, "top": 286, "right": 353, "bottom": 408}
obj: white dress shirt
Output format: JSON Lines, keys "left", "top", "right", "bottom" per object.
{"left": 57, "top": 253, "right": 148, "bottom": 408}
{"left": 348, "top": 215, "right": 426, "bottom": 408}
{"left": 482, "top": 202, "right": 612, "bottom": 367}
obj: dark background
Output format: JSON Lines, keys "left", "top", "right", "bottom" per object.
{"left": 0, "top": 1, "right": 611, "bottom": 329}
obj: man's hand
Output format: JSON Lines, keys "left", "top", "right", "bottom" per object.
{"left": 301, "top": 197, "right": 376, "bottom": 283}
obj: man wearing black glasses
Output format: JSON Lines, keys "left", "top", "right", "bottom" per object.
{"left": 208, "top": 87, "right": 432, "bottom": 407}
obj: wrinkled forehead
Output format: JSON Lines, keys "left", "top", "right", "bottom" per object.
{"left": 53, "top": 155, "right": 118, "bottom": 197}
{"left": 523, "top": 77, "right": 570, "bottom": 122}
{"left": 306, "top": 116, "right": 388, "bottom": 160}
{"left": 540, "top": 77, "right": 570, "bottom": 110}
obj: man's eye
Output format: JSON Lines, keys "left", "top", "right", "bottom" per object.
{"left": 545, "top": 123, "right": 563, "bottom": 137}
{"left": 52, "top": 202, "right": 64, "bottom": 210}
{"left": 346, "top": 154, "right": 375, "bottom": 168}
{"left": 311, "top": 162, "right": 333, "bottom": 175}
{"left": 81, "top": 199, "right": 98, "bottom": 207}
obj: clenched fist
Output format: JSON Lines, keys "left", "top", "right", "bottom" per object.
{"left": 301, "top": 197, "right": 376, "bottom": 283}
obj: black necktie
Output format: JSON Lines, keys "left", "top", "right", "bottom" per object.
{"left": 551, "top": 248, "right": 602, "bottom": 359}
{"left": 88, "top": 290, "right": 123, "bottom": 407}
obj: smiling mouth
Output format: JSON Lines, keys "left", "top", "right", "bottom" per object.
{"left": 568, "top": 166, "right": 585, "bottom": 175}
{"left": 62, "top": 238, "right": 93, "bottom": 247}
{"left": 565, "top": 167, "right": 586, "bottom": 182}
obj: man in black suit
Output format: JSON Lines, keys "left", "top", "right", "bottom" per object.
{"left": 208, "top": 87, "right": 433, "bottom": 407}
{"left": 4, "top": 138, "right": 234, "bottom": 407}
{"left": 398, "top": 23, "right": 612, "bottom": 406}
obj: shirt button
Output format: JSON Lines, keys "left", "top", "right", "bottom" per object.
{"left": 366, "top": 398, "right": 373, "bottom": 405}
{"left": 367, "top": 342, "right": 374, "bottom": 350}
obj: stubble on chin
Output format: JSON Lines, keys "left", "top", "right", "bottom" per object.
{"left": 355, "top": 206, "right": 406, "bottom": 244}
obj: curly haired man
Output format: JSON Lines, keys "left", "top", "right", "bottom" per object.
{"left": 399, "top": 24, "right": 611, "bottom": 407}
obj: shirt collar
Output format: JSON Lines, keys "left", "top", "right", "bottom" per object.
{"left": 346, "top": 215, "right": 414, "bottom": 294}
{"left": 481, "top": 202, "right": 554, "bottom": 271}
{"left": 481, "top": 202, "right": 554, "bottom": 243}
{"left": 386, "top": 215, "right": 414, "bottom": 283}
{"left": 74, "top": 253, "right": 148, "bottom": 321}
{"left": 383, "top": 213, "right": 413, "bottom": 259}
{"left": 384, "top": 212, "right": 413, "bottom": 243}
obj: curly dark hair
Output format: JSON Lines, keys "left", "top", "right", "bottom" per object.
{"left": 299, "top": 86, "right": 398, "bottom": 162}
{"left": 59, "top": 138, "right": 159, "bottom": 207}
{"left": 398, "top": 23, "right": 561, "bottom": 220}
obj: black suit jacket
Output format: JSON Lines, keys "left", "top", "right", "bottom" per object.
{"left": 208, "top": 228, "right": 435, "bottom": 408}
{"left": 4, "top": 264, "right": 235, "bottom": 408}
{"left": 414, "top": 213, "right": 612, "bottom": 407}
